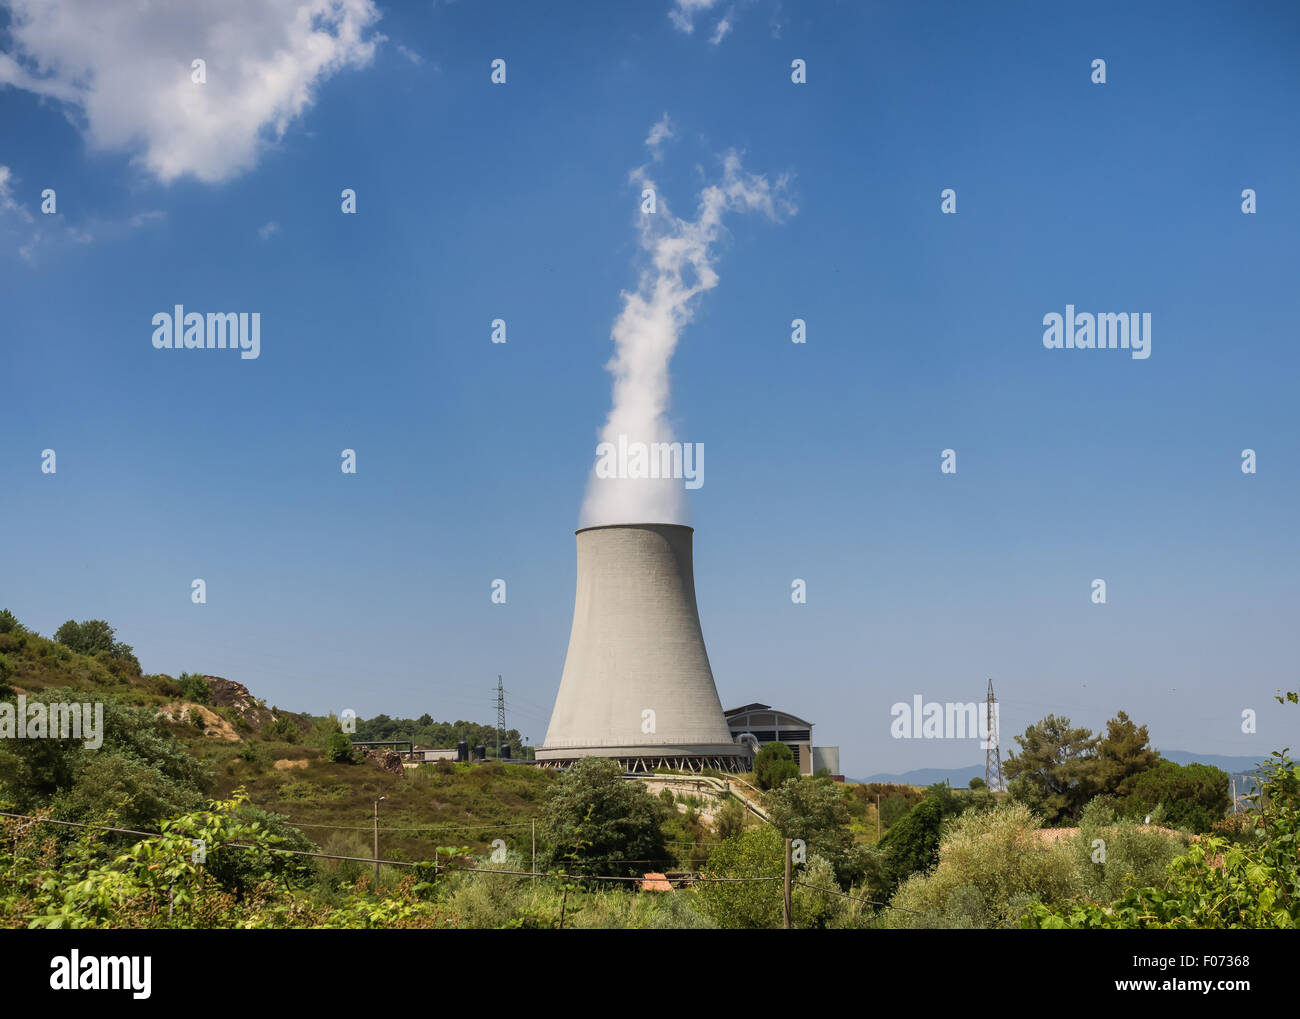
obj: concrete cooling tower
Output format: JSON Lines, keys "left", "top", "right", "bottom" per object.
{"left": 537, "top": 523, "right": 750, "bottom": 772}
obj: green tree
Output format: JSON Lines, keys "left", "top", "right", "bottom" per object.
{"left": 265, "top": 715, "right": 300, "bottom": 743}
{"left": 0, "top": 693, "right": 212, "bottom": 831}
{"left": 52, "top": 619, "right": 140, "bottom": 671}
{"left": 325, "top": 732, "right": 355, "bottom": 764}
{"left": 0, "top": 609, "right": 28, "bottom": 635}
{"left": 968, "top": 776, "right": 986, "bottom": 790}
{"left": 1024, "top": 689, "right": 1300, "bottom": 929}
{"left": 538, "top": 758, "right": 669, "bottom": 876}
{"left": 697, "top": 825, "right": 784, "bottom": 928}
{"left": 871, "top": 783, "right": 964, "bottom": 896}
{"left": 175, "top": 673, "right": 212, "bottom": 704}
{"left": 714, "top": 797, "right": 746, "bottom": 841}
{"left": 1093, "top": 710, "right": 1159, "bottom": 797}
{"left": 792, "top": 854, "right": 851, "bottom": 928}
{"left": 1004, "top": 715, "right": 1099, "bottom": 824}
{"left": 753, "top": 742, "right": 800, "bottom": 790}
{"left": 765, "top": 775, "right": 868, "bottom": 887}
{"left": 1111, "top": 760, "right": 1230, "bottom": 833}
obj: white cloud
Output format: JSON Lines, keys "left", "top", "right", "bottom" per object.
{"left": 668, "top": 0, "right": 719, "bottom": 34}
{"left": 709, "top": 10, "right": 734, "bottom": 45}
{"left": 0, "top": 165, "right": 33, "bottom": 223}
{"left": 2, "top": 162, "right": 162, "bottom": 262}
{"left": 394, "top": 42, "right": 424, "bottom": 65}
{"left": 0, "top": 0, "right": 385, "bottom": 184}
{"left": 645, "top": 114, "right": 674, "bottom": 161}
{"left": 258, "top": 220, "right": 281, "bottom": 240}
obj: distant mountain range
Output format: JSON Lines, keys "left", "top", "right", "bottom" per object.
{"left": 858, "top": 750, "right": 1269, "bottom": 787}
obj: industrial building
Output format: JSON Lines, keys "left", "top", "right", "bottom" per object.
{"left": 724, "top": 703, "right": 842, "bottom": 779}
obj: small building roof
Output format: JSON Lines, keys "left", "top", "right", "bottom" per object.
{"left": 724, "top": 703, "right": 813, "bottom": 728}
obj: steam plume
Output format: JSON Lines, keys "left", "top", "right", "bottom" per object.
{"left": 580, "top": 131, "right": 791, "bottom": 527}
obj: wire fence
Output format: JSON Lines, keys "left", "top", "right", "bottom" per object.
{"left": 0, "top": 811, "right": 776, "bottom": 885}
{"left": 2, "top": 811, "right": 923, "bottom": 921}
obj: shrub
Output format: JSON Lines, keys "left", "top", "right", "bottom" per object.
{"left": 793, "top": 854, "right": 850, "bottom": 928}
{"left": 754, "top": 742, "right": 800, "bottom": 790}
{"left": 1071, "top": 799, "right": 1189, "bottom": 903}
{"left": 871, "top": 783, "right": 965, "bottom": 896}
{"left": 697, "top": 826, "right": 784, "bottom": 929}
{"left": 887, "top": 802, "right": 1080, "bottom": 928}
{"left": 52, "top": 619, "right": 141, "bottom": 672}
{"left": 1110, "top": 760, "right": 1231, "bottom": 834}
{"left": 266, "top": 716, "right": 300, "bottom": 744}
{"left": 765, "top": 775, "right": 869, "bottom": 887}
{"left": 326, "top": 732, "right": 355, "bottom": 764}
{"left": 538, "top": 758, "right": 669, "bottom": 876}
{"left": 175, "top": 673, "right": 212, "bottom": 705}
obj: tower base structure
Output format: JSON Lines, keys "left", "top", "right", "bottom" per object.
{"left": 534, "top": 744, "right": 752, "bottom": 773}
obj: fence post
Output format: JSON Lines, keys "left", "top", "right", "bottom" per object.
{"left": 783, "top": 838, "right": 792, "bottom": 929}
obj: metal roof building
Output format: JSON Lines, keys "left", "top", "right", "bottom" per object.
{"left": 724, "top": 703, "right": 841, "bottom": 779}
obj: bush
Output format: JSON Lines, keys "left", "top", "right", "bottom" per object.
{"left": 1072, "top": 799, "right": 1189, "bottom": 903}
{"left": 793, "top": 854, "right": 850, "bottom": 928}
{"left": 754, "top": 742, "right": 800, "bottom": 790}
{"left": 265, "top": 716, "right": 300, "bottom": 744}
{"left": 887, "top": 802, "right": 1080, "bottom": 928}
{"left": 764, "top": 775, "right": 869, "bottom": 887}
{"left": 538, "top": 758, "right": 669, "bottom": 876}
{"left": 697, "top": 826, "right": 784, "bottom": 929}
{"left": 714, "top": 798, "right": 746, "bottom": 841}
{"left": 326, "top": 732, "right": 355, "bottom": 764}
{"left": 871, "top": 783, "right": 965, "bottom": 896}
{"left": 52, "top": 619, "right": 141, "bottom": 672}
{"left": 175, "top": 673, "right": 212, "bottom": 705}
{"left": 1110, "top": 760, "right": 1231, "bottom": 833}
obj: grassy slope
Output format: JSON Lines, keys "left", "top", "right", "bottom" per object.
{"left": 0, "top": 627, "right": 555, "bottom": 861}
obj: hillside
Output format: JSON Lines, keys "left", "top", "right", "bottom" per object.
{"left": 0, "top": 615, "right": 555, "bottom": 861}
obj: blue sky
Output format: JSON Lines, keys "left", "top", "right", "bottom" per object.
{"left": 2, "top": 0, "right": 1298, "bottom": 777}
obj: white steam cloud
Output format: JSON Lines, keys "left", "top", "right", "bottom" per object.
{"left": 579, "top": 134, "right": 793, "bottom": 528}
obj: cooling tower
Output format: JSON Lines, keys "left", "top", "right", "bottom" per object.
{"left": 537, "top": 523, "right": 750, "bottom": 772}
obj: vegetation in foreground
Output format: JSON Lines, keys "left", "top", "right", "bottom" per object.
{"left": 2, "top": 607, "right": 1294, "bottom": 928}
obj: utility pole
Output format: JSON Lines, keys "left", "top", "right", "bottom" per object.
{"left": 373, "top": 796, "right": 385, "bottom": 884}
{"left": 495, "top": 675, "right": 506, "bottom": 760}
{"left": 985, "top": 678, "right": 1005, "bottom": 792}
{"left": 1232, "top": 776, "right": 1237, "bottom": 813}
{"left": 531, "top": 819, "right": 536, "bottom": 884}
{"left": 783, "top": 838, "right": 793, "bottom": 929}
{"left": 876, "top": 794, "right": 882, "bottom": 840}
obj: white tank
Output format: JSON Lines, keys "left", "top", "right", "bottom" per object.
{"left": 537, "top": 524, "right": 748, "bottom": 771}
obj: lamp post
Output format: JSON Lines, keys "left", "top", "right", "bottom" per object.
{"left": 373, "top": 796, "right": 386, "bottom": 884}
